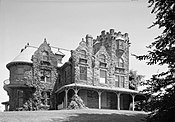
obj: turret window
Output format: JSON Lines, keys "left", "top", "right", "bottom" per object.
{"left": 17, "top": 90, "right": 23, "bottom": 108}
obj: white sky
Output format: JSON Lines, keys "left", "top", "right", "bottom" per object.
{"left": 0, "top": 0, "right": 167, "bottom": 111}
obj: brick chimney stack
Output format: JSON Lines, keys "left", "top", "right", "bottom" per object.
{"left": 86, "top": 34, "right": 93, "bottom": 54}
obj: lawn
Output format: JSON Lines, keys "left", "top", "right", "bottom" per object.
{"left": 0, "top": 109, "right": 147, "bottom": 122}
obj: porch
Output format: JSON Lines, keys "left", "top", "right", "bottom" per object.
{"left": 55, "top": 83, "right": 146, "bottom": 111}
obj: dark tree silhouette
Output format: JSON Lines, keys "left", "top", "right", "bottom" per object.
{"left": 134, "top": 0, "right": 175, "bottom": 122}
{"left": 129, "top": 70, "right": 144, "bottom": 90}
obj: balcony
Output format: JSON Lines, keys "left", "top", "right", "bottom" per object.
{"left": 3, "top": 78, "right": 33, "bottom": 89}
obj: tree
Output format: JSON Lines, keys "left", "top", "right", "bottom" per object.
{"left": 134, "top": 0, "right": 175, "bottom": 122}
{"left": 129, "top": 70, "right": 144, "bottom": 90}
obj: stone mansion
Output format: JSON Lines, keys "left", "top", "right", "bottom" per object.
{"left": 2, "top": 29, "right": 145, "bottom": 111}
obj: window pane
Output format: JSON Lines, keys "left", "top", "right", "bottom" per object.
{"left": 100, "top": 70, "right": 106, "bottom": 78}
{"left": 80, "top": 50, "right": 86, "bottom": 58}
{"left": 100, "top": 70, "right": 107, "bottom": 84}
{"left": 80, "top": 66, "right": 87, "bottom": 80}
{"left": 119, "top": 58, "right": 124, "bottom": 68}
{"left": 18, "top": 67, "right": 24, "bottom": 74}
{"left": 121, "top": 76, "right": 125, "bottom": 87}
{"left": 115, "top": 75, "right": 120, "bottom": 87}
{"left": 42, "top": 51, "right": 49, "bottom": 61}
{"left": 99, "top": 54, "right": 106, "bottom": 62}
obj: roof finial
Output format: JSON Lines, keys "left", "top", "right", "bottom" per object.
{"left": 44, "top": 38, "right": 47, "bottom": 43}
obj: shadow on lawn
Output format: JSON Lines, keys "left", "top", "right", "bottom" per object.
{"left": 50, "top": 113, "right": 147, "bottom": 122}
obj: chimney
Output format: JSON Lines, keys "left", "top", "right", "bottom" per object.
{"left": 55, "top": 49, "right": 65, "bottom": 64}
{"left": 86, "top": 34, "right": 93, "bottom": 47}
{"left": 86, "top": 34, "right": 93, "bottom": 54}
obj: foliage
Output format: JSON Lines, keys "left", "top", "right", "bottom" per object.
{"left": 68, "top": 94, "right": 87, "bottom": 109}
{"left": 129, "top": 70, "right": 144, "bottom": 90}
{"left": 134, "top": 0, "right": 175, "bottom": 122}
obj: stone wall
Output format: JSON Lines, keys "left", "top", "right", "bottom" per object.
{"left": 71, "top": 29, "right": 130, "bottom": 89}
{"left": 32, "top": 40, "right": 58, "bottom": 109}
{"left": 9, "top": 64, "right": 32, "bottom": 85}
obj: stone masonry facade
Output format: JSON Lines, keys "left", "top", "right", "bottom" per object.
{"left": 3, "top": 29, "right": 140, "bottom": 111}
{"left": 56, "top": 29, "right": 130, "bottom": 90}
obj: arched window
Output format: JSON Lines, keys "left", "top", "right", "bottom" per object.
{"left": 119, "top": 58, "right": 124, "bottom": 68}
{"left": 80, "top": 50, "right": 86, "bottom": 58}
{"left": 42, "top": 51, "right": 49, "bottom": 61}
{"left": 99, "top": 54, "right": 106, "bottom": 62}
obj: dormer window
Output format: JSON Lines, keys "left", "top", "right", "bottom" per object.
{"left": 80, "top": 50, "right": 86, "bottom": 59}
{"left": 42, "top": 51, "right": 49, "bottom": 61}
{"left": 99, "top": 54, "right": 106, "bottom": 62}
{"left": 99, "top": 54, "right": 107, "bottom": 67}
{"left": 79, "top": 50, "right": 87, "bottom": 64}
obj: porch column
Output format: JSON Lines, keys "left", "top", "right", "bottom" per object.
{"left": 65, "top": 89, "right": 68, "bottom": 109}
{"left": 74, "top": 89, "right": 79, "bottom": 95}
{"left": 132, "top": 94, "right": 135, "bottom": 111}
{"left": 117, "top": 93, "right": 120, "bottom": 110}
{"left": 5, "top": 104, "right": 8, "bottom": 111}
{"left": 98, "top": 91, "right": 102, "bottom": 109}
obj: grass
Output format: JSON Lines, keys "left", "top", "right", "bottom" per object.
{"left": 0, "top": 109, "right": 147, "bottom": 122}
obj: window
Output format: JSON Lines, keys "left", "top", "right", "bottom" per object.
{"left": 119, "top": 40, "right": 125, "bottom": 50}
{"left": 99, "top": 54, "right": 106, "bottom": 62}
{"left": 46, "top": 92, "right": 51, "bottom": 105}
{"left": 99, "top": 54, "right": 107, "bottom": 67}
{"left": 115, "top": 67, "right": 125, "bottom": 74}
{"left": 121, "top": 76, "right": 125, "bottom": 88}
{"left": 64, "top": 70, "right": 67, "bottom": 83}
{"left": 100, "top": 70, "right": 107, "bottom": 84}
{"left": 119, "top": 58, "right": 124, "bottom": 68}
{"left": 42, "top": 51, "right": 49, "bottom": 61}
{"left": 17, "top": 67, "right": 24, "bottom": 74}
{"left": 79, "top": 50, "right": 87, "bottom": 64}
{"left": 79, "top": 58, "right": 87, "bottom": 64}
{"left": 40, "top": 70, "right": 51, "bottom": 82}
{"left": 115, "top": 75, "right": 120, "bottom": 87}
{"left": 41, "top": 91, "right": 50, "bottom": 105}
{"left": 17, "top": 90, "right": 23, "bottom": 107}
{"left": 80, "top": 66, "right": 87, "bottom": 80}
{"left": 80, "top": 50, "right": 86, "bottom": 58}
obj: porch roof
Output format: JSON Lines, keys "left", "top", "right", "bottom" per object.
{"left": 55, "top": 83, "right": 140, "bottom": 94}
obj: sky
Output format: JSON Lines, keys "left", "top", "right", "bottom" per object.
{"left": 0, "top": 0, "right": 167, "bottom": 111}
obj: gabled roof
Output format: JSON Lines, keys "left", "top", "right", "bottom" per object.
{"left": 55, "top": 50, "right": 65, "bottom": 56}
{"left": 6, "top": 43, "right": 68, "bottom": 68}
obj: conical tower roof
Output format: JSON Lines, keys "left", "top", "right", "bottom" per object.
{"left": 6, "top": 45, "right": 37, "bottom": 68}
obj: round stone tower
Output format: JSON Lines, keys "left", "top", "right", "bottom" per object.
{"left": 5, "top": 45, "right": 36, "bottom": 111}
